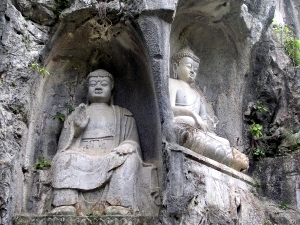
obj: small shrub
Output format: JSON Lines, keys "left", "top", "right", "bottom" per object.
{"left": 250, "top": 123, "right": 263, "bottom": 138}
{"left": 279, "top": 203, "right": 287, "bottom": 210}
{"left": 52, "top": 112, "right": 66, "bottom": 122}
{"left": 24, "top": 15, "right": 32, "bottom": 20}
{"left": 254, "top": 148, "right": 265, "bottom": 157}
{"left": 52, "top": 104, "right": 74, "bottom": 122}
{"left": 257, "top": 102, "right": 268, "bottom": 112}
{"left": 35, "top": 158, "right": 51, "bottom": 170}
{"left": 61, "top": 104, "right": 74, "bottom": 115}
{"left": 12, "top": 108, "right": 20, "bottom": 115}
{"left": 253, "top": 148, "right": 265, "bottom": 161}
{"left": 30, "top": 63, "right": 50, "bottom": 78}
{"left": 272, "top": 23, "right": 300, "bottom": 67}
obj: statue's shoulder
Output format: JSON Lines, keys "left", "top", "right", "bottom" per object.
{"left": 169, "top": 77, "right": 179, "bottom": 85}
{"left": 169, "top": 78, "right": 186, "bottom": 90}
{"left": 112, "top": 105, "right": 133, "bottom": 116}
{"left": 169, "top": 78, "right": 190, "bottom": 86}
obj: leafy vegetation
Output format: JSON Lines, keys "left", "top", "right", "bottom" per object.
{"left": 24, "top": 15, "right": 32, "bottom": 20}
{"left": 257, "top": 102, "right": 268, "bottom": 112}
{"left": 253, "top": 148, "right": 265, "bottom": 158}
{"left": 279, "top": 203, "right": 287, "bottom": 210}
{"left": 250, "top": 123, "right": 263, "bottom": 138}
{"left": 272, "top": 23, "right": 300, "bottom": 67}
{"left": 35, "top": 158, "right": 51, "bottom": 170}
{"left": 12, "top": 108, "right": 20, "bottom": 115}
{"left": 52, "top": 112, "right": 66, "bottom": 122}
{"left": 52, "top": 104, "right": 75, "bottom": 122}
{"left": 30, "top": 63, "right": 50, "bottom": 78}
{"left": 61, "top": 104, "right": 75, "bottom": 114}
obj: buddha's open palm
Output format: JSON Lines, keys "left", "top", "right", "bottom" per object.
{"left": 74, "top": 103, "right": 89, "bottom": 130}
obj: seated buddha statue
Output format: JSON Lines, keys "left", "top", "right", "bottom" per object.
{"left": 169, "top": 46, "right": 249, "bottom": 172}
{"left": 50, "top": 69, "right": 144, "bottom": 215}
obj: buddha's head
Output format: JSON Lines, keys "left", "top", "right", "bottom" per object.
{"left": 172, "top": 46, "right": 200, "bottom": 83}
{"left": 87, "top": 69, "right": 114, "bottom": 104}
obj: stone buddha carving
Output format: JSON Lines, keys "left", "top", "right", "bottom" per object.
{"left": 50, "top": 69, "right": 145, "bottom": 215}
{"left": 169, "top": 46, "right": 249, "bottom": 172}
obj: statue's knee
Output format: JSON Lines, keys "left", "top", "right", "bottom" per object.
{"left": 53, "top": 189, "right": 78, "bottom": 207}
{"left": 122, "top": 152, "right": 141, "bottom": 168}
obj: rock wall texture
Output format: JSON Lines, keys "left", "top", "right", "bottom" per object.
{"left": 0, "top": 0, "right": 300, "bottom": 224}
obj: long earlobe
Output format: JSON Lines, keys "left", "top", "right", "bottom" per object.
{"left": 173, "top": 63, "right": 178, "bottom": 79}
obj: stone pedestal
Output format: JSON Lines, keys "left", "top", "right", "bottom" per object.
{"left": 13, "top": 215, "right": 158, "bottom": 225}
{"left": 163, "top": 144, "right": 265, "bottom": 225}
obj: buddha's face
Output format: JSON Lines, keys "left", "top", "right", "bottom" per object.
{"left": 175, "top": 57, "right": 199, "bottom": 83}
{"left": 88, "top": 76, "right": 113, "bottom": 103}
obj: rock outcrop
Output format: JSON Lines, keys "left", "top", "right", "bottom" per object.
{"left": 1, "top": 0, "right": 300, "bottom": 224}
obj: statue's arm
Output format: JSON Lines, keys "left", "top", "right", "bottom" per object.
{"left": 172, "top": 106, "right": 208, "bottom": 132}
{"left": 169, "top": 78, "right": 177, "bottom": 108}
{"left": 169, "top": 79, "right": 207, "bottom": 131}
{"left": 57, "top": 104, "right": 89, "bottom": 152}
{"left": 198, "top": 97, "right": 208, "bottom": 125}
{"left": 113, "top": 108, "right": 141, "bottom": 156}
{"left": 73, "top": 103, "right": 89, "bottom": 138}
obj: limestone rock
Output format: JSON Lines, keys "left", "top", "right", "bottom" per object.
{"left": 13, "top": 0, "right": 59, "bottom": 26}
{"left": 1, "top": 0, "right": 300, "bottom": 224}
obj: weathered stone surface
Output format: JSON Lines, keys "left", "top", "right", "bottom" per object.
{"left": 1, "top": 0, "right": 51, "bottom": 223}
{"left": 13, "top": 0, "right": 59, "bottom": 25}
{"left": 1, "top": 0, "right": 300, "bottom": 224}
{"left": 243, "top": 27, "right": 300, "bottom": 157}
{"left": 250, "top": 150, "right": 300, "bottom": 224}
{"left": 161, "top": 144, "right": 263, "bottom": 225}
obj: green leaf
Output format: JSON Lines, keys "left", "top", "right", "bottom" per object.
{"left": 52, "top": 113, "right": 66, "bottom": 122}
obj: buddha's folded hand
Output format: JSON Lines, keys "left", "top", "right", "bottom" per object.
{"left": 113, "top": 143, "right": 137, "bottom": 156}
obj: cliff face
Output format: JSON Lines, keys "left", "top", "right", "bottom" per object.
{"left": 0, "top": 0, "right": 300, "bottom": 224}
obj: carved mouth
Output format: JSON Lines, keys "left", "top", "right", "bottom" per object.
{"left": 189, "top": 74, "right": 196, "bottom": 79}
{"left": 95, "top": 90, "right": 102, "bottom": 94}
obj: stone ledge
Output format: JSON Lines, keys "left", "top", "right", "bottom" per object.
{"left": 13, "top": 215, "right": 158, "bottom": 225}
{"left": 170, "top": 147, "right": 253, "bottom": 185}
